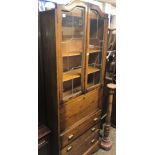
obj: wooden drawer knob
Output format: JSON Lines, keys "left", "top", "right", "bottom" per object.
{"left": 107, "top": 83, "right": 116, "bottom": 90}
{"left": 91, "top": 139, "right": 95, "bottom": 144}
{"left": 68, "top": 134, "right": 74, "bottom": 140}
{"left": 91, "top": 127, "right": 96, "bottom": 132}
{"left": 93, "top": 117, "right": 98, "bottom": 122}
{"left": 67, "top": 145, "right": 73, "bottom": 152}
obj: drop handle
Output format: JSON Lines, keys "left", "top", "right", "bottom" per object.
{"left": 67, "top": 146, "right": 72, "bottom": 152}
{"left": 38, "top": 140, "right": 48, "bottom": 148}
{"left": 68, "top": 134, "right": 74, "bottom": 140}
{"left": 91, "top": 139, "right": 95, "bottom": 144}
{"left": 93, "top": 117, "right": 98, "bottom": 122}
{"left": 91, "top": 127, "right": 96, "bottom": 132}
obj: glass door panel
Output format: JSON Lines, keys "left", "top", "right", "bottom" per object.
{"left": 61, "top": 7, "right": 85, "bottom": 100}
{"left": 87, "top": 10, "right": 104, "bottom": 88}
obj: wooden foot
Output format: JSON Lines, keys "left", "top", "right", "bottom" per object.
{"left": 100, "top": 139, "right": 112, "bottom": 151}
{"left": 100, "top": 124, "right": 112, "bottom": 151}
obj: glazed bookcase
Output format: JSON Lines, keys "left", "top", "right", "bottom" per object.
{"left": 39, "top": 0, "right": 108, "bottom": 154}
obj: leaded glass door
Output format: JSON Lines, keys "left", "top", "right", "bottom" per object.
{"left": 61, "top": 6, "right": 85, "bottom": 100}
{"left": 86, "top": 9, "right": 104, "bottom": 90}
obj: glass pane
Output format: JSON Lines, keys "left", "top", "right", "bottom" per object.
{"left": 61, "top": 7, "right": 84, "bottom": 100}
{"left": 87, "top": 10, "right": 104, "bottom": 88}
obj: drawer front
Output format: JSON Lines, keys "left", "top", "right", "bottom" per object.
{"left": 60, "top": 110, "right": 101, "bottom": 148}
{"left": 83, "top": 141, "right": 99, "bottom": 155}
{"left": 60, "top": 88, "right": 100, "bottom": 131}
{"left": 60, "top": 124, "right": 100, "bottom": 155}
{"left": 38, "top": 136, "right": 49, "bottom": 149}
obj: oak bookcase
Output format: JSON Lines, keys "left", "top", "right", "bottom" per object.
{"left": 39, "top": 1, "right": 108, "bottom": 154}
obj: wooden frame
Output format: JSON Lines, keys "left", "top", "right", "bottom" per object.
{"left": 56, "top": 0, "right": 108, "bottom": 102}
{"left": 39, "top": 1, "right": 108, "bottom": 154}
{"left": 85, "top": 3, "right": 108, "bottom": 93}
{"left": 56, "top": 1, "right": 88, "bottom": 102}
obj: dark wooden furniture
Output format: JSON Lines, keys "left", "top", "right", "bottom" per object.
{"left": 103, "top": 79, "right": 116, "bottom": 127}
{"left": 39, "top": 1, "right": 108, "bottom": 154}
{"left": 101, "top": 83, "right": 116, "bottom": 150}
{"left": 38, "top": 13, "right": 47, "bottom": 126}
{"left": 38, "top": 125, "right": 51, "bottom": 155}
{"left": 104, "top": 27, "right": 116, "bottom": 127}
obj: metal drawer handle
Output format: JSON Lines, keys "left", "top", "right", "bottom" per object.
{"left": 68, "top": 134, "right": 74, "bottom": 140}
{"left": 93, "top": 117, "right": 98, "bottom": 122}
{"left": 38, "top": 140, "right": 47, "bottom": 147}
{"left": 91, "top": 127, "right": 96, "bottom": 132}
{"left": 91, "top": 139, "right": 95, "bottom": 144}
{"left": 67, "top": 146, "right": 72, "bottom": 152}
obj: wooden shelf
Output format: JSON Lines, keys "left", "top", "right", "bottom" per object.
{"left": 63, "top": 66, "right": 99, "bottom": 82}
{"left": 88, "top": 49, "right": 101, "bottom": 54}
{"left": 63, "top": 52, "right": 82, "bottom": 57}
{"left": 62, "top": 50, "right": 100, "bottom": 57}
{"left": 63, "top": 68, "right": 81, "bottom": 82}
{"left": 61, "top": 39, "right": 83, "bottom": 55}
{"left": 88, "top": 66, "right": 100, "bottom": 74}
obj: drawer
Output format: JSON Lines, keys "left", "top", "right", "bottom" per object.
{"left": 60, "top": 110, "right": 101, "bottom": 148}
{"left": 38, "top": 135, "right": 51, "bottom": 155}
{"left": 60, "top": 124, "right": 100, "bottom": 155}
{"left": 38, "top": 125, "right": 51, "bottom": 150}
{"left": 60, "top": 88, "right": 100, "bottom": 131}
{"left": 83, "top": 141, "right": 99, "bottom": 155}
{"left": 38, "top": 136, "right": 49, "bottom": 149}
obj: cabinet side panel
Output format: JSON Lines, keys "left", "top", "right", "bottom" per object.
{"left": 38, "top": 14, "right": 47, "bottom": 125}
{"left": 40, "top": 10, "right": 60, "bottom": 155}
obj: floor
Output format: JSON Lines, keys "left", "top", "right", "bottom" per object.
{"left": 93, "top": 127, "right": 116, "bottom": 155}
